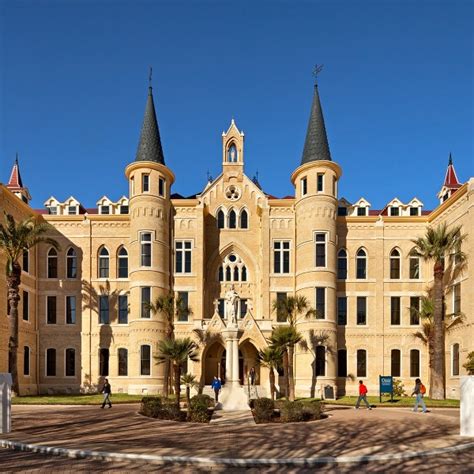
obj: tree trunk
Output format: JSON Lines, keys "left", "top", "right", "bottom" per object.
{"left": 431, "top": 261, "right": 446, "bottom": 400}
{"left": 186, "top": 385, "right": 191, "bottom": 419}
{"left": 174, "top": 364, "right": 181, "bottom": 408}
{"left": 288, "top": 344, "right": 295, "bottom": 401}
{"left": 269, "top": 367, "right": 275, "bottom": 400}
{"left": 428, "top": 341, "right": 435, "bottom": 399}
{"left": 283, "top": 349, "right": 290, "bottom": 399}
{"left": 162, "top": 361, "right": 170, "bottom": 397}
{"left": 7, "top": 263, "right": 21, "bottom": 396}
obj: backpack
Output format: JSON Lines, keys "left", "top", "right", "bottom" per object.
{"left": 420, "top": 383, "right": 426, "bottom": 395}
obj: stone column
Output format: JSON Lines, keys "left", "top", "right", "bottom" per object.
{"left": 225, "top": 337, "right": 233, "bottom": 383}
{"left": 232, "top": 336, "right": 240, "bottom": 384}
{"left": 0, "top": 373, "right": 12, "bottom": 434}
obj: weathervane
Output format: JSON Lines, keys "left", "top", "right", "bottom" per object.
{"left": 313, "top": 64, "right": 324, "bottom": 85}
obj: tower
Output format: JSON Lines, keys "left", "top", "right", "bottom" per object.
{"left": 6, "top": 155, "right": 31, "bottom": 204}
{"left": 291, "top": 82, "right": 342, "bottom": 396}
{"left": 437, "top": 153, "right": 461, "bottom": 204}
{"left": 124, "top": 84, "right": 175, "bottom": 393}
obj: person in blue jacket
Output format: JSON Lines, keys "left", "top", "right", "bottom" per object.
{"left": 211, "top": 376, "right": 222, "bottom": 402}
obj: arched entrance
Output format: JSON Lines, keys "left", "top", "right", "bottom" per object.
{"left": 203, "top": 341, "right": 226, "bottom": 385}
{"left": 239, "top": 339, "right": 260, "bottom": 385}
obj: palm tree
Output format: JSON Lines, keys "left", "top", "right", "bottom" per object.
{"left": 181, "top": 373, "right": 198, "bottom": 418}
{"left": 0, "top": 214, "right": 59, "bottom": 395}
{"left": 411, "top": 223, "right": 466, "bottom": 399}
{"left": 148, "top": 292, "right": 191, "bottom": 397}
{"left": 155, "top": 338, "right": 199, "bottom": 407}
{"left": 272, "top": 295, "right": 316, "bottom": 326}
{"left": 258, "top": 346, "right": 283, "bottom": 400}
{"left": 268, "top": 325, "right": 302, "bottom": 401}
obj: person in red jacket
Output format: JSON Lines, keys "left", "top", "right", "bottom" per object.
{"left": 355, "top": 380, "right": 372, "bottom": 410}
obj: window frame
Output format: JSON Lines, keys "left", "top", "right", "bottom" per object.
{"left": 410, "top": 296, "right": 420, "bottom": 325}
{"left": 391, "top": 349, "right": 401, "bottom": 377}
{"left": 315, "top": 287, "right": 326, "bottom": 320}
{"left": 142, "top": 173, "right": 150, "bottom": 193}
{"left": 175, "top": 240, "right": 192, "bottom": 274}
{"left": 337, "top": 249, "right": 347, "bottom": 279}
{"left": 22, "top": 290, "right": 29, "bottom": 322}
{"left": 301, "top": 177, "right": 307, "bottom": 196}
{"left": 99, "top": 348, "right": 109, "bottom": 376}
{"left": 273, "top": 240, "right": 291, "bottom": 274}
{"left": 46, "top": 348, "right": 56, "bottom": 377}
{"left": 337, "top": 296, "right": 347, "bottom": 326}
{"left": 118, "top": 348, "right": 128, "bottom": 376}
{"left": 337, "top": 349, "right": 347, "bottom": 377}
{"left": 66, "top": 295, "right": 76, "bottom": 325}
{"left": 390, "top": 296, "right": 401, "bottom": 326}
{"left": 390, "top": 249, "right": 401, "bottom": 279}
{"left": 46, "top": 295, "right": 57, "bottom": 325}
{"left": 356, "top": 349, "right": 367, "bottom": 378}
{"left": 66, "top": 247, "right": 77, "bottom": 279}
{"left": 65, "top": 348, "right": 76, "bottom": 377}
{"left": 356, "top": 249, "right": 367, "bottom": 279}
{"left": 98, "top": 246, "right": 110, "bottom": 278}
{"left": 141, "top": 287, "right": 151, "bottom": 319}
{"left": 356, "top": 296, "right": 367, "bottom": 326}
{"left": 23, "top": 346, "right": 30, "bottom": 376}
{"left": 118, "top": 294, "right": 128, "bottom": 324}
{"left": 314, "top": 232, "right": 327, "bottom": 268}
{"left": 99, "top": 295, "right": 109, "bottom": 324}
{"left": 47, "top": 248, "right": 58, "bottom": 279}
{"left": 409, "top": 255, "right": 420, "bottom": 279}
{"left": 410, "top": 349, "right": 420, "bottom": 377}
{"left": 158, "top": 177, "right": 165, "bottom": 197}
{"left": 140, "top": 344, "right": 152, "bottom": 376}
{"left": 117, "top": 247, "right": 129, "bottom": 278}
{"left": 22, "top": 249, "right": 29, "bottom": 273}
{"left": 451, "top": 343, "right": 460, "bottom": 377}
{"left": 317, "top": 173, "right": 324, "bottom": 193}
{"left": 140, "top": 232, "right": 152, "bottom": 267}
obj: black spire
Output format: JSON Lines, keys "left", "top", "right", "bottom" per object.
{"left": 301, "top": 84, "right": 332, "bottom": 165}
{"left": 135, "top": 86, "right": 165, "bottom": 164}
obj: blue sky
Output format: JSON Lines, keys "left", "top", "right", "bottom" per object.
{"left": 1, "top": 0, "right": 472, "bottom": 210}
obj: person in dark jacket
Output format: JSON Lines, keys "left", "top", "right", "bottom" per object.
{"left": 101, "top": 378, "right": 112, "bottom": 409}
{"left": 411, "top": 378, "right": 427, "bottom": 413}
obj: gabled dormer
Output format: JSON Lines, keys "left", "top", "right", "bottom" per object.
{"left": 44, "top": 196, "right": 61, "bottom": 215}
{"left": 407, "top": 197, "right": 423, "bottom": 216}
{"left": 386, "top": 198, "right": 403, "bottom": 217}
{"left": 64, "top": 196, "right": 81, "bottom": 215}
{"left": 96, "top": 196, "right": 114, "bottom": 215}
{"left": 353, "top": 197, "right": 371, "bottom": 216}
{"left": 337, "top": 197, "right": 352, "bottom": 216}
{"left": 116, "top": 196, "right": 129, "bottom": 215}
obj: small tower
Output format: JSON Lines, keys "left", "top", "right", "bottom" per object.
{"left": 291, "top": 80, "right": 342, "bottom": 397}
{"left": 6, "top": 155, "right": 31, "bottom": 204}
{"left": 437, "top": 153, "right": 461, "bottom": 204}
{"left": 222, "top": 119, "right": 244, "bottom": 181}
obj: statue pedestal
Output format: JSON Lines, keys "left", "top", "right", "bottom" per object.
{"left": 0, "top": 373, "right": 12, "bottom": 434}
{"left": 220, "top": 383, "right": 249, "bottom": 411}
{"left": 461, "top": 376, "right": 474, "bottom": 436}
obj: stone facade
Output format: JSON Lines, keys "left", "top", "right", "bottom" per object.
{"left": 1, "top": 85, "right": 472, "bottom": 398}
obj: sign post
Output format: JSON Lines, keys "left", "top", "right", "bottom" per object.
{"left": 379, "top": 375, "right": 393, "bottom": 403}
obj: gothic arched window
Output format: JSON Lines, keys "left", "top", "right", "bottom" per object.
{"left": 337, "top": 249, "right": 347, "bottom": 280}
{"left": 66, "top": 248, "right": 77, "bottom": 279}
{"left": 356, "top": 249, "right": 367, "bottom": 279}
{"left": 240, "top": 210, "right": 248, "bottom": 229}
{"left": 218, "top": 253, "right": 249, "bottom": 282}
{"left": 117, "top": 247, "right": 128, "bottom": 278}
{"left": 98, "top": 247, "right": 110, "bottom": 278}
{"left": 228, "top": 209, "right": 237, "bottom": 229}
{"left": 217, "top": 210, "right": 225, "bottom": 229}
{"left": 390, "top": 249, "right": 401, "bottom": 279}
{"left": 47, "top": 248, "right": 58, "bottom": 279}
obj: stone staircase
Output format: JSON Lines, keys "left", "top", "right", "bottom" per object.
{"left": 203, "top": 384, "right": 268, "bottom": 402}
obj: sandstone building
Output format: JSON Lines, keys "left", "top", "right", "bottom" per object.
{"left": 1, "top": 82, "right": 472, "bottom": 398}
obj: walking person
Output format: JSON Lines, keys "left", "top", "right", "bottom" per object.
{"left": 101, "top": 378, "right": 112, "bottom": 409}
{"left": 211, "top": 376, "right": 222, "bottom": 403}
{"left": 249, "top": 366, "right": 256, "bottom": 386}
{"left": 355, "top": 380, "right": 372, "bottom": 410}
{"left": 411, "top": 378, "right": 427, "bottom": 413}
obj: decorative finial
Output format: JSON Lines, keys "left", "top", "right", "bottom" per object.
{"left": 206, "top": 170, "right": 213, "bottom": 183}
{"left": 448, "top": 152, "right": 453, "bottom": 165}
{"left": 148, "top": 66, "right": 152, "bottom": 87}
{"left": 312, "top": 64, "right": 324, "bottom": 85}
{"left": 15, "top": 152, "right": 19, "bottom": 165}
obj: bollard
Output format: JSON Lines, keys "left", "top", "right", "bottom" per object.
{"left": 0, "top": 373, "right": 12, "bottom": 434}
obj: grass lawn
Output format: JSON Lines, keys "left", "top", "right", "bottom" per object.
{"left": 12, "top": 393, "right": 144, "bottom": 405}
{"left": 320, "top": 396, "right": 459, "bottom": 408}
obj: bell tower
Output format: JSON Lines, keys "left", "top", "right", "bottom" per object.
{"left": 222, "top": 119, "right": 244, "bottom": 181}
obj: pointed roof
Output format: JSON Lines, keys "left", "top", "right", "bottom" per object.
{"left": 301, "top": 84, "right": 332, "bottom": 165}
{"left": 135, "top": 86, "right": 165, "bottom": 164}
{"left": 7, "top": 154, "right": 23, "bottom": 189}
{"left": 443, "top": 153, "right": 460, "bottom": 188}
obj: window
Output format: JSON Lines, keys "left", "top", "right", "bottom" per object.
{"left": 66, "top": 296, "right": 76, "bottom": 324}
{"left": 22, "top": 250, "right": 29, "bottom": 273}
{"left": 218, "top": 266, "right": 224, "bottom": 282}
{"left": 301, "top": 177, "right": 307, "bottom": 196}
{"left": 218, "top": 299, "right": 225, "bottom": 318}
{"left": 315, "top": 287, "right": 325, "bottom": 319}
{"left": 22, "top": 290, "right": 29, "bottom": 321}
{"left": 274, "top": 241, "right": 290, "bottom": 274}
{"left": 337, "top": 249, "right": 347, "bottom": 279}
{"left": 98, "top": 247, "right": 109, "bottom": 278}
{"left": 68, "top": 206, "right": 77, "bottom": 215}
{"left": 175, "top": 241, "right": 192, "bottom": 273}
{"left": 217, "top": 210, "right": 225, "bottom": 229}
{"left": 158, "top": 177, "right": 165, "bottom": 197}
{"left": 118, "top": 348, "right": 128, "bottom": 376}
{"left": 219, "top": 253, "right": 248, "bottom": 282}
{"left": 65, "top": 348, "right": 75, "bottom": 376}
{"left": 452, "top": 343, "right": 460, "bottom": 376}
{"left": 337, "top": 297, "right": 347, "bottom": 325}
{"left": 241, "top": 266, "right": 247, "bottom": 281}
{"left": 356, "top": 249, "right": 367, "bottom": 279}
{"left": 453, "top": 283, "right": 461, "bottom": 314}
{"left": 390, "top": 207, "right": 399, "bottom": 216}
{"left": 100, "top": 205, "right": 110, "bottom": 215}
{"left": 99, "top": 296, "right": 109, "bottom": 324}
{"left": 117, "top": 247, "right": 128, "bottom": 278}
{"left": 409, "top": 255, "right": 420, "bottom": 279}
{"left": 46, "top": 348, "right": 56, "bottom": 376}
{"left": 47, "top": 248, "right": 58, "bottom": 278}
{"left": 276, "top": 292, "right": 287, "bottom": 322}
{"left": 48, "top": 206, "right": 58, "bottom": 215}
{"left": 99, "top": 348, "right": 109, "bottom": 376}
{"left": 240, "top": 299, "right": 248, "bottom": 318}
{"left": 47, "top": 296, "right": 57, "bottom": 324}
{"left": 141, "top": 345, "right": 151, "bottom": 376}
{"left": 141, "top": 287, "right": 151, "bottom": 318}
{"left": 315, "top": 346, "right": 325, "bottom": 376}
{"left": 332, "top": 176, "right": 337, "bottom": 196}
{"left": 357, "top": 207, "right": 367, "bottom": 216}
{"left": 240, "top": 209, "right": 248, "bottom": 229}
{"left": 130, "top": 176, "right": 135, "bottom": 196}
{"left": 120, "top": 205, "right": 129, "bottom": 214}
{"left": 317, "top": 173, "right": 324, "bottom": 192}
{"left": 410, "top": 207, "right": 419, "bottom": 216}
{"left": 391, "top": 349, "right": 401, "bottom": 377}
{"left": 118, "top": 295, "right": 128, "bottom": 324}
{"left": 357, "top": 349, "right": 367, "bottom": 377}
{"left": 177, "top": 292, "right": 189, "bottom": 322}
{"left": 228, "top": 210, "right": 237, "bottom": 229}
{"left": 390, "top": 249, "right": 401, "bottom": 279}
{"left": 410, "top": 349, "right": 420, "bottom": 377}
{"left": 23, "top": 346, "right": 30, "bottom": 376}
{"left": 337, "top": 349, "right": 347, "bottom": 377}
{"left": 142, "top": 174, "right": 150, "bottom": 192}
{"left": 338, "top": 207, "right": 347, "bottom": 216}
{"left": 410, "top": 297, "right": 420, "bottom": 325}
{"left": 356, "top": 297, "right": 367, "bottom": 325}
{"left": 315, "top": 233, "right": 326, "bottom": 267}
{"left": 140, "top": 233, "right": 152, "bottom": 267}
{"left": 66, "top": 248, "right": 77, "bottom": 278}
{"left": 391, "top": 297, "right": 401, "bottom": 325}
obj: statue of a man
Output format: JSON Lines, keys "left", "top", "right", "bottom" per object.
{"left": 225, "top": 285, "right": 239, "bottom": 326}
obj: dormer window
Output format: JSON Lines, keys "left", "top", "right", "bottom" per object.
{"left": 337, "top": 207, "right": 347, "bottom": 216}
{"left": 390, "top": 207, "right": 399, "bottom": 216}
{"left": 120, "top": 205, "right": 129, "bottom": 214}
{"left": 227, "top": 144, "right": 237, "bottom": 162}
{"left": 48, "top": 207, "right": 58, "bottom": 215}
{"left": 443, "top": 193, "right": 449, "bottom": 202}
{"left": 357, "top": 207, "right": 367, "bottom": 216}
{"left": 68, "top": 206, "right": 77, "bottom": 215}
{"left": 410, "top": 207, "right": 419, "bottom": 216}
{"left": 101, "top": 205, "right": 110, "bottom": 215}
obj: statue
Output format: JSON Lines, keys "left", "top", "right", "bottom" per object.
{"left": 225, "top": 285, "right": 239, "bottom": 326}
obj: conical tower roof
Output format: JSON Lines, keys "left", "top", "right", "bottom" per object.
{"left": 7, "top": 154, "right": 24, "bottom": 188}
{"left": 135, "top": 86, "right": 165, "bottom": 164}
{"left": 301, "top": 84, "right": 332, "bottom": 165}
{"left": 443, "top": 153, "right": 460, "bottom": 188}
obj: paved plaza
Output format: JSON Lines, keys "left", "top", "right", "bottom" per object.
{"left": 0, "top": 404, "right": 473, "bottom": 472}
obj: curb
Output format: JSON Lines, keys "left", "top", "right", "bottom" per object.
{"left": 1, "top": 439, "right": 474, "bottom": 466}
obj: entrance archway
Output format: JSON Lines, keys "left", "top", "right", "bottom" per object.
{"left": 203, "top": 341, "right": 226, "bottom": 385}
{"left": 239, "top": 339, "right": 260, "bottom": 385}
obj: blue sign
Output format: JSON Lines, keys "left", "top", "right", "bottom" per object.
{"left": 379, "top": 375, "right": 394, "bottom": 402}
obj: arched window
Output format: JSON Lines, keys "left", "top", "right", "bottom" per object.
{"left": 47, "top": 248, "right": 58, "bottom": 278}
{"left": 315, "top": 346, "right": 326, "bottom": 376}
{"left": 66, "top": 248, "right": 77, "bottom": 279}
{"left": 409, "top": 252, "right": 420, "bottom": 279}
{"left": 241, "top": 266, "right": 247, "bottom": 282}
{"left": 390, "top": 249, "right": 401, "bottom": 279}
{"left": 227, "top": 143, "right": 237, "bottom": 162}
{"left": 65, "top": 348, "right": 75, "bottom": 376}
{"left": 228, "top": 209, "right": 237, "bottom": 229}
{"left": 225, "top": 267, "right": 231, "bottom": 281}
{"left": 217, "top": 210, "right": 225, "bottom": 229}
{"left": 233, "top": 267, "right": 239, "bottom": 281}
{"left": 452, "top": 343, "right": 460, "bottom": 376}
{"left": 337, "top": 249, "right": 347, "bottom": 279}
{"left": 118, "top": 348, "right": 128, "bottom": 376}
{"left": 356, "top": 249, "right": 367, "bottom": 279}
{"left": 410, "top": 349, "right": 420, "bottom": 377}
{"left": 219, "top": 253, "right": 249, "bottom": 282}
{"left": 218, "top": 266, "right": 224, "bottom": 282}
{"left": 357, "top": 349, "right": 367, "bottom": 377}
{"left": 117, "top": 247, "right": 128, "bottom": 278}
{"left": 391, "top": 349, "right": 401, "bottom": 377}
{"left": 98, "top": 247, "right": 109, "bottom": 278}
{"left": 141, "top": 345, "right": 151, "bottom": 376}
{"left": 240, "top": 209, "right": 248, "bottom": 229}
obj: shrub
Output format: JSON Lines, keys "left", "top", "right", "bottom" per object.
{"left": 140, "top": 396, "right": 184, "bottom": 421}
{"left": 189, "top": 394, "right": 212, "bottom": 423}
{"left": 463, "top": 351, "right": 474, "bottom": 375}
{"left": 392, "top": 379, "right": 406, "bottom": 397}
{"left": 300, "top": 400, "right": 321, "bottom": 421}
{"left": 190, "top": 394, "right": 214, "bottom": 409}
{"left": 140, "top": 396, "right": 162, "bottom": 418}
{"left": 280, "top": 400, "right": 305, "bottom": 423}
{"left": 253, "top": 397, "right": 275, "bottom": 423}
{"left": 160, "top": 398, "right": 185, "bottom": 421}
